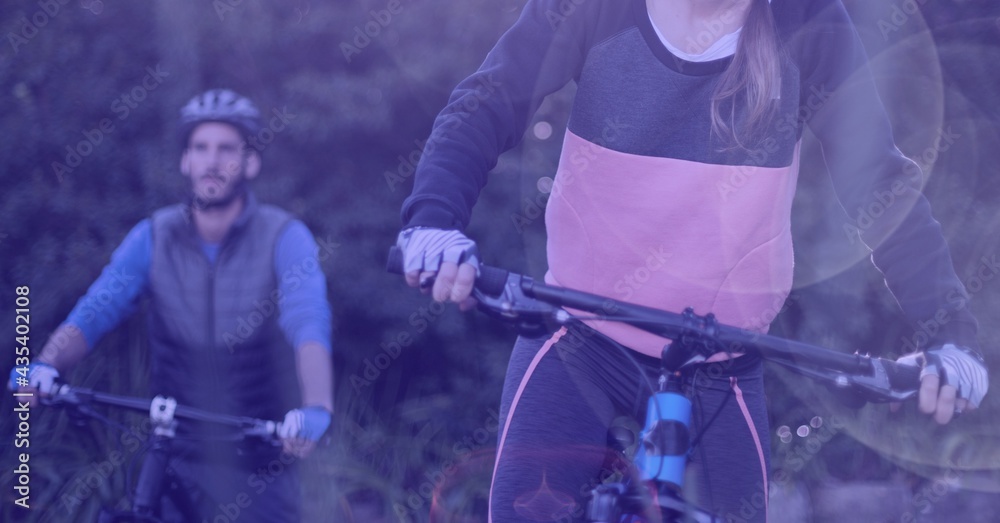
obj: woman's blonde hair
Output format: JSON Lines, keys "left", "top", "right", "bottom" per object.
{"left": 710, "top": 0, "right": 782, "bottom": 150}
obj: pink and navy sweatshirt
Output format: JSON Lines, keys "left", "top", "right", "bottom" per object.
{"left": 401, "top": 0, "right": 979, "bottom": 358}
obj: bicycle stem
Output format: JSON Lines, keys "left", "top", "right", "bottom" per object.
{"left": 637, "top": 374, "right": 690, "bottom": 489}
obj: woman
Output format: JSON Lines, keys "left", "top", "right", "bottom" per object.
{"left": 395, "top": 0, "right": 988, "bottom": 520}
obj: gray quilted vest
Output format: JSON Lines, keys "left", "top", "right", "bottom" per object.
{"left": 147, "top": 193, "right": 300, "bottom": 425}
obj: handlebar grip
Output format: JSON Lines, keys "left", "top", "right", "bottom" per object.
{"left": 881, "top": 359, "right": 922, "bottom": 392}
{"left": 386, "top": 246, "right": 510, "bottom": 297}
{"left": 476, "top": 264, "right": 510, "bottom": 297}
{"left": 385, "top": 246, "right": 405, "bottom": 275}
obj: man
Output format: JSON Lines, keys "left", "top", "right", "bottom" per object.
{"left": 11, "top": 89, "right": 333, "bottom": 522}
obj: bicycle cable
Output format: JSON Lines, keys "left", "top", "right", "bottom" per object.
{"left": 64, "top": 398, "right": 150, "bottom": 515}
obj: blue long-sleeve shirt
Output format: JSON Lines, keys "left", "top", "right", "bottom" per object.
{"left": 65, "top": 218, "right": 332, "bottom": 353}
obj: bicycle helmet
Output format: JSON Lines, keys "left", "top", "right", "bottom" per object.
{"left": 178, "top": 89, "right": 261, "bottom": 147}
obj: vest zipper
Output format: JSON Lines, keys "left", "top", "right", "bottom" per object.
{"left": 207, "top": 262, "right": 216, "bottom": 350}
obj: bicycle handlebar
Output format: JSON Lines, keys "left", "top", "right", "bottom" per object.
{"left": 386, "top": 247, "right": 921, "bottom": 402}
{"left": 44, "top": 384, "right": 283, "bottom": 441}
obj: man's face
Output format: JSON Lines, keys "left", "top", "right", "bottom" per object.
{"left": 181, "top": 122, "right": 257, "bottom": 206}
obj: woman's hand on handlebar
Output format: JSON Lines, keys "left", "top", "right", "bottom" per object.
{"left": 894, "top": 344, "right": 989, "bottom": 424}
{"left": 397, "top": 227, "right": 479, "bottom": 308}
{"left": 416, "top": 260, "right": 479, "bottom": 310}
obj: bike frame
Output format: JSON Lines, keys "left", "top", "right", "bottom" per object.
{"left": 43, "top": 384, "right": 283, "bottom": 523}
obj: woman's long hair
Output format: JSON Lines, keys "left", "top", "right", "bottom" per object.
{"left": 710, "top": 0, "right": 782, "bottom": 150}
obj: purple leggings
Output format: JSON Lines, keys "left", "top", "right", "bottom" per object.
{"left": 490, "top": 323, "right": 770, "bottom": 523}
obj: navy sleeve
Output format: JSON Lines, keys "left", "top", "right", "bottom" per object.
{"left": 65, "top": 220, "right": 152, "bottom": 350}
{"left": 400, "top": 0, "right": 608, "bottom": 230}
{"left": 274, "top": 220, "right": 333, "bottom": 354}
{"left": 798, "top": 0, "right": 979, "bottom": 354}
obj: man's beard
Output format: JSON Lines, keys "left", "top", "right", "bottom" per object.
{"left": 188, "top": 175, "right": 249, "bottom": 211}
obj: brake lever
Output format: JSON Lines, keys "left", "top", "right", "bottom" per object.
{"left": 42, "top": 384, "right": 103, "bottom": 427}
{"left": 847, "top": 358, "right": 918, "bottom": 403}
{"left": 472, "top": 273, "right": 566, "bottom": 338}
{"left": 771, "top": 358, "right": 917, "bottom": 404}
{"left": 42, "top": 382, "right": 81, "bottom": 407}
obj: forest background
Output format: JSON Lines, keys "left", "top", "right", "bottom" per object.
{"left": 2, "top": 0, "right": 999, "bottom": 521}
